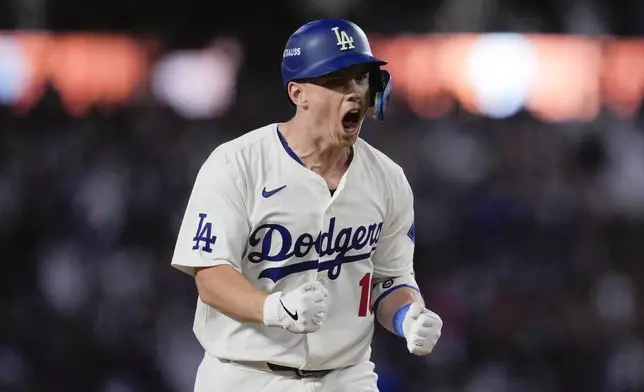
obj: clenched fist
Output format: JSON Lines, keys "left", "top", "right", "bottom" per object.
{"left": 263, "top": 281, "right": 329, "bottom": 334}
{"left": 402, "top": 303, "right": 443, "bottom": 356}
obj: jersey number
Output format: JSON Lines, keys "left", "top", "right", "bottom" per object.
{"left": 358, "top": 272, "right": 374, "bottom": 317}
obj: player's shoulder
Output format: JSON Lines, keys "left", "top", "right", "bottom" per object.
{"left": 355, "top": 137, "right": 407, "bottom": 181}
{"left": 355, "top": 137, "right": 413, "bottom": 203}
{"left": 207, "top": 123, "right": 277, "bottom": 164}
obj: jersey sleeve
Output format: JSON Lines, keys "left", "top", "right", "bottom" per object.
{"left": 371, "top": 167, "right": 416, "bottom": 279}
{"left": 171, "top": 156, "right": 250, "bottom": 276}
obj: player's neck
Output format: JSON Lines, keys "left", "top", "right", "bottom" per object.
{"left": 279, "top": 120, "right": 352, "bottom": 178}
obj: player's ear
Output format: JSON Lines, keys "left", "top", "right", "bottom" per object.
{"left": 287, "top": 81, "right": 308, "bottom": 108}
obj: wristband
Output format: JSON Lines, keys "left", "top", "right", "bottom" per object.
{"left": 262, "top": 292, "right": 282, "bottom": 327}
{"left": 393, "top": 303, "right": 411, "bottom": 337}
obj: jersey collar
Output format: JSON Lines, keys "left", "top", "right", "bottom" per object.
{"left": 276, "top": 127, "right": 354, "bottom": 168}
{"left": 277, "top": 127, "right": 305, "bottom": 166}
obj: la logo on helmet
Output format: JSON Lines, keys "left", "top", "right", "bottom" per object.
{"left": 331, "top": 27, "right": 355, "bottom": 51}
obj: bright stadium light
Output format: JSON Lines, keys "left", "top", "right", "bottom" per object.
{"left": 0, "top": 36, "right": 30, "bottom": 105}
{"left": 466, "top": 33, "right": 539, "bottom": 119}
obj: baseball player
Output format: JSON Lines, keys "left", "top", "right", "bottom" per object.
{"left": 171, "top": 18, "right": 443, "bottom": 391}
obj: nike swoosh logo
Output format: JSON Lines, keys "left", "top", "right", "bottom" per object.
{"left": 280, "top": 299, "right": 298, "bottom": 320}
{"left": 262, "top": 185, "right": 287, "bottom": 198}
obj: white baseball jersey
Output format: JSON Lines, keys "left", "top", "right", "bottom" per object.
{"left": 171, "top": 123, "right": 416, "bottom": 370}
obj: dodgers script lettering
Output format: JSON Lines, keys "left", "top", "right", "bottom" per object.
{"left": 248, "top": 217, "right": 383, "bottom": 282}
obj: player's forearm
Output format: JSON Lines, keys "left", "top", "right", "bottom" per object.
{"left": 195, "top": 265, "right": 268, "bottom": 324}
{"left": 376, "top": 287, "right": 424, "bottom": 335}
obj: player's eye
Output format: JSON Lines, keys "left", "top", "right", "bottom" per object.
{"left": 321, "top": 71, "right": 368, "bottom": 89}
{"left": 354, "top": 72, "right": 369, "bottom": 84}
{"left": 325, "top": 78, "right": 345, "bottom": 88}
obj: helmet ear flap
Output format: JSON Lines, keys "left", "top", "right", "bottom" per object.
{"left": 370, "top": 70, "right": 392, "bottom": 121}
{"left": 368, "top": 67, "right": 383, "bottom": 107}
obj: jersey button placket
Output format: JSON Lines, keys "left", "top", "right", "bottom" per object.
{"left": 317, "top": 204, "right": 330, "bottom": 283}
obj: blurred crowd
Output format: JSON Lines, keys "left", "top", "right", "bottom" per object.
{"left": 2, "top": 0, "right": 644, "bottom": 391}
{"left": 2, "top": 83, "right": 644, "bottom": 391}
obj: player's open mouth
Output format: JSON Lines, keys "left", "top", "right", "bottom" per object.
{"left": 342, "top": 109, "right": 361, "bottom": 133}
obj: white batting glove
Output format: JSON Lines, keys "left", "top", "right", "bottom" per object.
{"left": 402, "top": 303, "right": 443, "bottom": 356}
{"left": 263, "top": 281, "right": 329, "bottom": 334}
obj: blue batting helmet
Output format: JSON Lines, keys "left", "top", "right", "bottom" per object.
{"left": 281, "top": 18, "right": 393, "bottom": 121}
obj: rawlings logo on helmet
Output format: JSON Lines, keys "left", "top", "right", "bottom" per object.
{"left": 331, "top": 27, "right": 355, "bottom": 51}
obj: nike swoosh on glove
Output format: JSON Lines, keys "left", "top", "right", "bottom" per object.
{"left": 402, "top": 302, "right": 443, "bottom": 356}
{"left": 263, "top": 281, "right": 329, "bottom": 334}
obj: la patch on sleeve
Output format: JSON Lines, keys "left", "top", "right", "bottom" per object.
{"left": 192, "top": 213, "right": 218, "bottom": 253}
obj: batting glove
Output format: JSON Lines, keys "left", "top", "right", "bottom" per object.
{"left": 401, "top": 303, "right": 443, "bottom": 356}
{"left": 263, "top": 281, "right": 329, "bottom": 334}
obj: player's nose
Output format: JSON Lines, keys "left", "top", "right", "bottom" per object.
{"left": 344, "top": 80, "right": 362, "bottom": 103}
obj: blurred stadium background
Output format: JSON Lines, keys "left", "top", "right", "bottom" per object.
{"left": 2, "top": 0, "right": 644, "bottom": 391}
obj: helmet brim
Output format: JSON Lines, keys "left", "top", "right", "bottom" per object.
{"left": 284, "top": 53, "right": 387, "bottom": 86}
